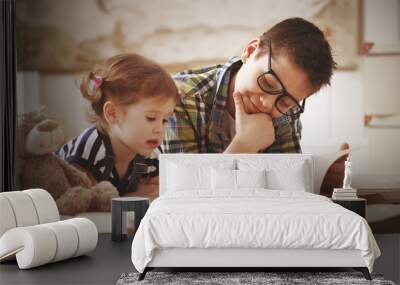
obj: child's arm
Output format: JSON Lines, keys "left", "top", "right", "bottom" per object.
{"left": 141, "top": 176, "right": 159, "bottom": 185}
{"left": 123, "top": 177, "right": 159, "bottom": 201}
{"left": 123, "top": 183, "right": 159, "bottom": 201}
{"left": 70, "top": 163, "right": 98, "bottom": 187}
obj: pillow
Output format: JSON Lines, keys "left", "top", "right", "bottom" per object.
{"left": 236, "top": 169, "right": 267, "bottom": 189}
{"left": 211, "top": 169, "right": 267, "bottom": 190}
{"left": 167, "top": 162, "right": 210, "bottom": 191}
{"left": 266, "top": 165, "right": 307, "bottom": 191}
{"left": 211, "top": 168, "right": 236, "bottom": 190}
{"left": 238, "top": 158, "right": 311, "bottom": 192}
{"left": 167, "top": 160, "right": 235, "bottom": 192}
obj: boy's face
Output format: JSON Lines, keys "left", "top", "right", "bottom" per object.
{"left": 115, "top": 95, "right": 176, "bottom": 156}
{"left": 235, "top": 40, "right": 316, "bottom": 119}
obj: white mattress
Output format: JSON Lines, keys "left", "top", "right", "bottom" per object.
{"left": 131, "top": 189, "right": 380, "bottom": 273}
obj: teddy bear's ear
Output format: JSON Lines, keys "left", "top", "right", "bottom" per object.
{"left": 18, "top": 114, "right": 40, "bottom": 158}
{"left": 17, "top": 109, "right": 50, "bottom": 151}
{"left": 26, "top": 119, "right": 65, "bottom": 155}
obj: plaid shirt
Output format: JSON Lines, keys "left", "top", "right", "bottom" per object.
{"left": 161, "top": 57, "right": 302, "bottom": 154}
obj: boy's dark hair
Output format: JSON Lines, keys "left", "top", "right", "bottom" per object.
{"left": 258, "top": 17, "right": 336, "bottom": 90}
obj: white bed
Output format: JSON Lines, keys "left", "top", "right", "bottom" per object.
{"left": 131, "top": 154, "right": 380, "bottom": 280}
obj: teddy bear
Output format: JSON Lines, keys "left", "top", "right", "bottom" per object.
{"left": 17, "top": 109, "right": 119, "bottom": 216}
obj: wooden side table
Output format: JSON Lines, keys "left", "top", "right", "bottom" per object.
{"left": 332, "top": 198, "right": 366, "bottom": 218}
{"left": 111, "top": 197, "right": 150, "bottom": 242}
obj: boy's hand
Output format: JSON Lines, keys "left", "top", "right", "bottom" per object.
{"left": 225, "top": 92, "right": 275, "bottom": 153}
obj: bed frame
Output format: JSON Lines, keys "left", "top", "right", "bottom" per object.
{"left": 140, "top": 248, "right": 371, "bottom": 280}
{"left": 139, "top": 154, "right": 372, "bottom": 280}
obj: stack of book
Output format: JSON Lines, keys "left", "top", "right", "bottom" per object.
{"left": 332, "top": 188, "right": 358, "bottom": 200}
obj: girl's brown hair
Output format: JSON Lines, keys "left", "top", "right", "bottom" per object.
{"left": 81, "top": 53, "right": 179, "bottom": 131}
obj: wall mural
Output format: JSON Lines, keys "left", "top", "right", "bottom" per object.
{"left": 16, "top": 0, "right": 400, "bottom": 235}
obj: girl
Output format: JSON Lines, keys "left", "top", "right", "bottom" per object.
{"left": 56, "top": 53, "right": 179, "bottom": 200}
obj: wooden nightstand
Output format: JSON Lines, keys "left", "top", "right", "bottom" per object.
{"left": 331, "top": 198, "right": 366, "bottom": 218}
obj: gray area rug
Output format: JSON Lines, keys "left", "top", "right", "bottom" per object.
{"left": 116, "top": 271, "right": 396, "bottom": 285}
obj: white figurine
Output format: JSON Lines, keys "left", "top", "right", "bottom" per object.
{"left": 342, "top": 154, "right": 352, "bottom": 189}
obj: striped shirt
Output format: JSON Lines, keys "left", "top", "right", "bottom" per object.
{"left": 161, "top": 57, "right": 302, "bottom": 154}
{"left": 55, "top": 127, "right": 158, "bottom": 195}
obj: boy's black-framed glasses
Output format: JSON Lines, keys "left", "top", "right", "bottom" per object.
{"left": 256, "top": 40, "right": 306, "bottom": 117}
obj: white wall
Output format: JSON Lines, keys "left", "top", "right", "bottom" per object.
{"left": 364, "top": 0, "right": 400, "bottom": 45}
{"left": 301, "top": 69, "right": 365, "bottom": 148}
{"left": 17, "top": 72, "right": 41, "bottom": 115}
{"left": 39, "top": 74, "right": 91, "bottom": 141}
{"left": 300, "top": 0, "right": 400, "bottom": 188}
{"left": 301, "top": 63, "right": 400, "bottom": 188}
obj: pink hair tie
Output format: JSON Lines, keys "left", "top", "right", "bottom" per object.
{"left": 94, "top": 76, "right": 103, "bottom": 88}
{"left": 87, "top": 75, "right": 103, "bottom": 96}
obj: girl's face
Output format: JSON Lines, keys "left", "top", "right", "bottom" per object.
{"left": 111, "top": 95, "right": 176, "bottom": 157}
